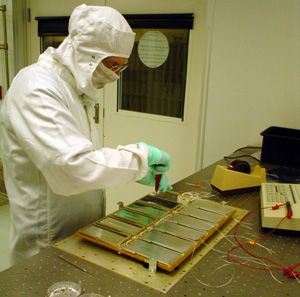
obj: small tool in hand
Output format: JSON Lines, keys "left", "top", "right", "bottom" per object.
{"left": 155, "top": 174, "right": 162, "bottom": 192}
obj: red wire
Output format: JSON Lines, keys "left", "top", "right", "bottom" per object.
{"left": 284, "top": 263, "right": 300, "bottom": 278}
{"left": 227, "top": 209, "right": 284, "bottom": 271}
{"left": 227, "top": 203, "right": 300, "bottom": 279}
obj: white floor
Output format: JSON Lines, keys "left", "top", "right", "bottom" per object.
{"left": 0, "top": 205, "right": 11, "bottom": 272}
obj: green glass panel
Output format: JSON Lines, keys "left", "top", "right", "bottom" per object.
{"left": 115, "top": 209, "right": 154, "bottom": 225}
{"left": 99, "top": 217, "right": 142, "bottom": 235}
{"left": 80, "top": 225, "right": 126, "bottom": 246}
{"left": 128, "top": 203, "right": 167, "bottom": 217}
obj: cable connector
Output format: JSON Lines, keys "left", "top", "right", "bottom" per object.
{"left": 286, "top": 201, "right": 293, "bottom": 219}
{"left": 271, "top": 203, "right": 286, "bottom": 210}
{"left": 272, "top": 204, "right": 280, "bottom": 210}
{"left": 246, "top": 240, "right": 256, "bottom": 246}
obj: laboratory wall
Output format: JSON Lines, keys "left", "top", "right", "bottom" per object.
{"left": 200, "top": 0, "right": 300, "bottom": 167}
{"left": 2, "top": 0, "right": 300, "bottom": 169}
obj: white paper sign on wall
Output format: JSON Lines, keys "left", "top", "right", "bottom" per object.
{"left": 138, "top": 31, "right": 169, "bottom": 68}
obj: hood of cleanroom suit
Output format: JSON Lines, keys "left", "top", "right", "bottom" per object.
{"left": 0, "top": 4, "right": 148, "bottom": 265}
{"left": 54, "top": 4, "right": 135, "bottom": 101}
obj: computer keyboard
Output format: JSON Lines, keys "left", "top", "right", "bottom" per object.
{"left": 263, "top": 183, "right": 300, "bottom": 204}
{"left": 260, "top": 182, "right": 300, "bottom": 231}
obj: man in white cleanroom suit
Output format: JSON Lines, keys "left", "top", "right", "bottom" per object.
{"left": 0, "top": 4, "right": 172, "bottom": 264}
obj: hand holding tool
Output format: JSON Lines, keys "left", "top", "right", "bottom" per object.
{"left": 155, "top": 174, "right": 162, "bottom": 192}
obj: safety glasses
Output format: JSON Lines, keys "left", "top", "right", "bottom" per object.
{"left": 102, "top": 60, "right": 128, "bottom": 73}
{"left": 109, "top": 63, "right": 128, "bottom": 73}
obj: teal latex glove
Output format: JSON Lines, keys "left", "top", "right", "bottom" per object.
{"left": 158, "top": 174, "right": 173, "bottom": 192}
{"left": 137, "top": 170, "right": 173, "bottom": 192}
{"left": 138, "top": 142, "right": 170, "bottom": 173}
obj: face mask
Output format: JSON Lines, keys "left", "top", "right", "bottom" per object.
{"left": 92, "top": 62, "right": 120, "bottom": 89}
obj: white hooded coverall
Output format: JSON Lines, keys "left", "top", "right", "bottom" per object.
{"left": 0, "top": 4, "right": 148, "bottom": 264}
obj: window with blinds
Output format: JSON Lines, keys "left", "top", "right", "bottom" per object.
{"left": 118, "top": 14, "right": 193, "bottom": 120}
{"left": 118, "top": 28, "right": 189, "bottom": 120}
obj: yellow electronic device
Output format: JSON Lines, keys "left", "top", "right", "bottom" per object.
{"left": 211, "top": 164, "right": 266, "bottom": 195}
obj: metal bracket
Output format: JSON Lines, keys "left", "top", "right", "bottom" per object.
{"left": 117, "top": 201, "right": 124, "bottom": 209}
{"left": 148, "top": 258, "right": 158, "bottom": 273}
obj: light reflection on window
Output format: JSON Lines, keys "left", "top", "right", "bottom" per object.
{"left": 118, "top": 28, "right": 189, "bottom": 120}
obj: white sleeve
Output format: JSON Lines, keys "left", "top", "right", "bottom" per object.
{"left": 7, "top": 68, "right": 148, "bottom": 196}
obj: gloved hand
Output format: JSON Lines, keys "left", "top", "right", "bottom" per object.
{"left": 137, "top": 169, "right": 173, "bottom": 192}
{"left": 157, "top": 174, "right": 173, "bottom": 192}
{"left": 138, "top": 142, "right": 170, "bottom": 173}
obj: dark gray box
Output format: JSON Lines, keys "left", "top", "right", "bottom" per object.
{"left": 260, "top": 126, "right": 300, "bottom": 168}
